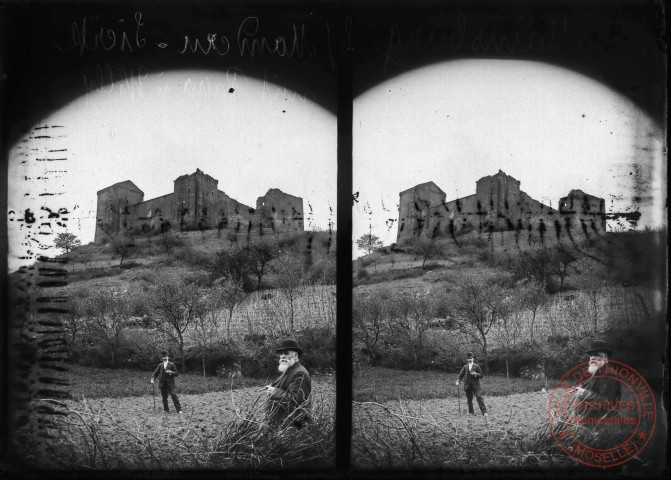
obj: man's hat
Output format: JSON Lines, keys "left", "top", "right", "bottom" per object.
{"left": 276, "top": 339, "right": 302, "bottom": 356}
{"left": 586, "top": 340, "right": 611, "bottom": 356}
{"left": 160, "top": 350, "right": 169, "bottom": 357}
{"left": 466, "top": 352, "right": 474, "bottom": 359}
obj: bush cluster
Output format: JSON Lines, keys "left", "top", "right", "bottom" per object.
{"left": 182, "top": 326, "right": 336, "bottom": 377}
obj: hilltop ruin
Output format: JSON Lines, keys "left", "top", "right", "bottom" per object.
{"left": 95, "top": 169, "right": 303, "bottom": 241}
{"left": 397, "top": 170, "right": 606, "bottom": 242}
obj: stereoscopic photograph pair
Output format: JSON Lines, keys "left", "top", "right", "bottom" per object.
{"left": 1, "top": 0, "right": 666, "bottom": 477}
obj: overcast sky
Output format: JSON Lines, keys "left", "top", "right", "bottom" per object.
{"left": 7, "top": 70, "right": 337, "bottom": 272}
{"left": 353, "top": 59, "right": 666, "bottom": 256}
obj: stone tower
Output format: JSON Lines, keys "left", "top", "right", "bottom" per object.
{"left": 397, "top": 182, "right": 447, "bottom": 238}
{"left": 475, "top": 170, "right": 522, "bottom": 226}
{"left": 173, "top": 169, "right": 219, "bottom": 230}
{"left": 95, "top": 180, "right": 144, "bottom": 242}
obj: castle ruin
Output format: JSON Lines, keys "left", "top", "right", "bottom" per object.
{"left": 95, "top": 169, "right": 304, "bottom": 241}
{"left": 397, "top": 170, "right": 605, "bottom": 242}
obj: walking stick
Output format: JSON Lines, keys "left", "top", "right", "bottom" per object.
{"left": 457, "top": 383, "right": 461, "bottom": 414}
{"left": 152, "top": 382, "right": 156, "bottom": 413}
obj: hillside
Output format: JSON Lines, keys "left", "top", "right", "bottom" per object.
{"left": 14, "top": 228, "right": 335, "bottom": 294}
{"left": 8, "top": 228, "right": 337, "bottom": 376}
{"left": 351, "top": 228, "right": 666, "bottom": 382}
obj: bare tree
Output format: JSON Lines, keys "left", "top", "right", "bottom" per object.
{"left": 153, "top": 274, "right": 203, "bottom": 371}
{"left": 110, "top": 233, "right": 134, "bottom": 266}
{"left": 63, "top": 289, "right": 89, "bottom": 347}
{"left": 192, "top": 288, "right": 230, "bottom": 377}
{"left": 519, "top": 280, "right": 548, "bottom": 341}
{"left": 98, "top": 224, "right": 135, "bottom": 266}
{"left": 496, "top": 294, "right": 523, "bottom": 379}
{"left": 246, "top": 240, "right": 279, "bottom": 290}
{"left": 80, "top": 287, "right": 137, "bottom": 367}
{"left": 214, "top": 276, "right": 247, "bottom": 340}
{"left": 388, "top": 289, "right": 437, "bottom": 368}
{"left": 548, "top": 242, "right": 577, "bottom": 293}
{"left": 412, "top": 232, "right": 441, "bottom": 267}
{"left": 193, "top": 293, "right": 223, "bottom": 346}
{"left": 353, "top": 289, "right": 390, "bottom": 365}
{"left": 573, "top": 259, "right": 608, "bottom": 332}
{"left": 452, "top": 275, "right": 511, "bottom": 374}
{"left": 272, "top": 253, "right": 311, "bottom": 332}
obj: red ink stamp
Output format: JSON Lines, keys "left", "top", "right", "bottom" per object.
{"left": 548, "top": 360, "right": 657, "bottom": 468}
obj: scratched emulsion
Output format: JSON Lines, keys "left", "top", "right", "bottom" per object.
{"left": 8, "top": 125, "right": 71, "bottom": 453}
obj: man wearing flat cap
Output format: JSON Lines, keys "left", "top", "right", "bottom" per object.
{"left": 260, "top": 338, "right": 312, "bottom": 429}
{"left": 456, "top": 352, "right": 488, "bottom": 416}
{"left": 575, "top": 339, "right": 621, "bottom": 404}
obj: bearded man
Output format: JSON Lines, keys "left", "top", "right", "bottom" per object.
{"left": 260, "top": 339, "right": 312, "bottom": 429}
{"left": 575, "top": 339, "right": 621, "bottom": 405}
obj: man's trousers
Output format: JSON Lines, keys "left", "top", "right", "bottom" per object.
{"left": 160, "top": 383, "right": 181, "bottom": 413}
{"left": 465, "top": 386, "right": 486, "bottom": 414}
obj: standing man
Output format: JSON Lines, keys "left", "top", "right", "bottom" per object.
{"left": 260, "top": 339, "right": 312, "bottom": 429}
{"left": 151, "top": 350, "right": 182, "bottom": 414}
{"left": 455, "top": 352, "right": 488, "bottom": 416}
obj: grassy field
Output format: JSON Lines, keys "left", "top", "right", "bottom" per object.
{"left": 354, "top": 367, "right": 548, "bottom": 402}
{"left": 15, "top": 366, "right": 336, "bottom": 470}
{"left": 67, "top": 364, "right": 270, "bottom": 399}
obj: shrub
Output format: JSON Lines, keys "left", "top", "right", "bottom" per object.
{"left": 278, "top": 232, "right": 303, "bottom": 252}
{"left": 390, "top": 243, "right": 405, "bottom": 253}
{"left": 295, "top": 326, "right": 336, "bottom": 372}
{"left": 356, "top": 267, "right": 369, "bottom": 280}
{"left": 379, "top": 346, "right": 416, "bottom": 370}
{"left": 360, "top": 256, "right": 375, "bottom": 268}
{"left": 184, "top": 340, "right": 240, "bottom": 375}
{"left": 309, "top": 257, "right": 336, "bottom": 285}
{"left": 160, "top": 232, "right": 184, "bottom": 253}
{"left": 68, "top": 266, "right": 123, "bottom": 283}
{"left": 174, "top": 246, "right": 210, "bottom": 268}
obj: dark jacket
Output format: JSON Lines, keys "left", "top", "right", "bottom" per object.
{"left": 457, "top": 362, "right": 483, "bottom": 390}
{"left": 152, "top": 361, "right": 179, "bottom": 388}
{"left": 579, "top": 365, "right": 622, "bottom": 404}
{"left": 267, "top": 362, "right": 312, "bottom": 428}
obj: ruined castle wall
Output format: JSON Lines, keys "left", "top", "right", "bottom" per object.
{"left": 559, "top": 190, "right": 604, "bottom": 214}
{"left": 559, "top": 190, "right": 606, "bottom": 234}
{"left": 126, "top": 193, "right": 175, "bottom": 234}
{"left": 217, "top": 190, "right": 255, "bottom": 233}
{"left": 396, "top": 171, "right": 606, "bottom": 244}
{"left": 96, "top": 170, "right": 305, "bottom": 240}
{"left": 256, "top": 189, "right": 304, "bottom": 233}
{"left": 397, "top": 183, "right": 446, "bottom": 240}
{"left": 94, "top": 181, "right": 144, "bottom": 242}
{"left": 427, "top": 194, "right": 479, "bottom": 236}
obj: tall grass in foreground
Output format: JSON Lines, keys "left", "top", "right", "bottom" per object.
{"left": 352, "top": 400, "right": 566, "bottom": 469}
{"left": 18, "top": 388, "right": 334, "bottom": 470}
